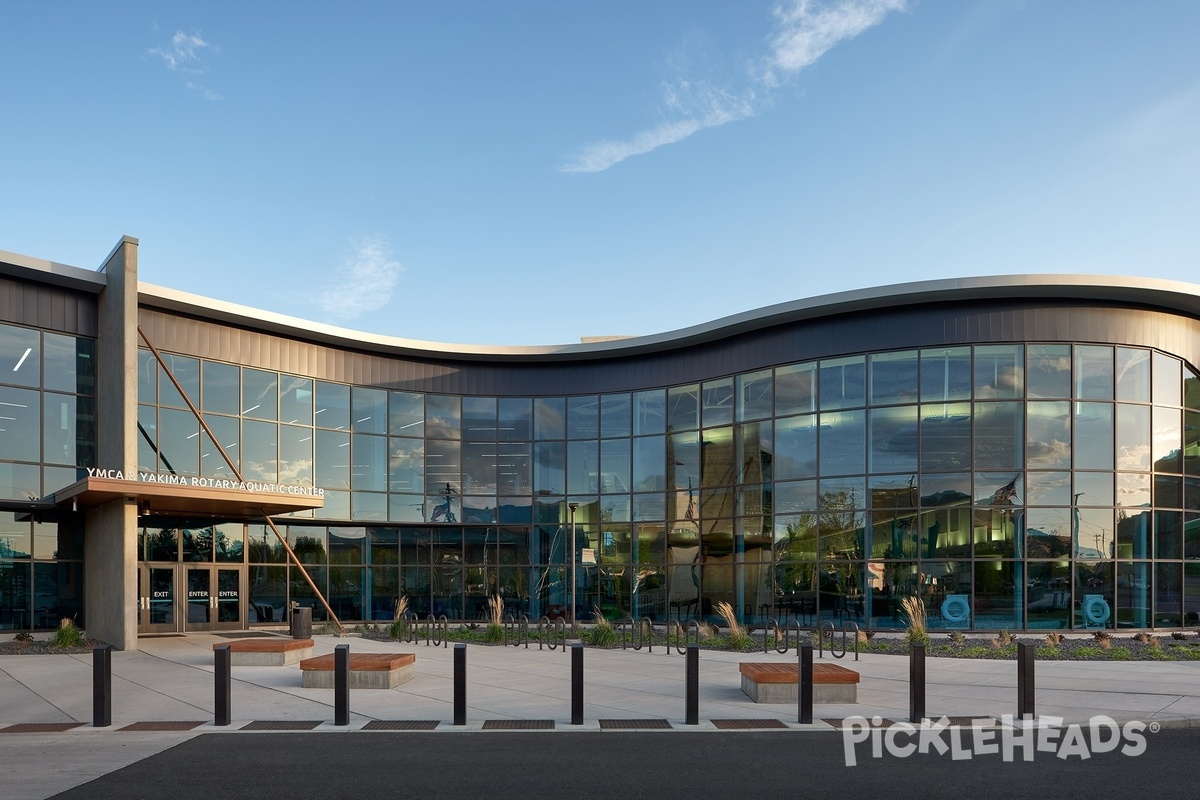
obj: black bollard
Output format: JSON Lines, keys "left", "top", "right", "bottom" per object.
{"left": 334, "top": 644, "right": 349, "bottom": 726}
{"left": 453, "top": 643, "right": 466, "bottom": 725}
{"left": 92, "top": 643, "right": 112, "bottom": 727}
{"left": 571, "top": 642, "right": 584, "bottom": 725}
{"left": 1017, "top": 641, "right": 1035, "bottom": 720}
{"left": 685, "top": 644, "right": 698, "bottom": 725}
{"left": 909, "top": 643, "right": 926, "bottom": 723}
{"left": 798, "top": 643, "right": 813, "bottom": 725}
{"left": 214, "top": 644, "right": 231, "bottom": 726}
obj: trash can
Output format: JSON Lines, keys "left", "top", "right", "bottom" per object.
{"left": 292, "top": 605, "right": 312, "bottom": 639}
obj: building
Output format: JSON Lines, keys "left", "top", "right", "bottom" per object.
{"left": 2, "top": 237, "right": 1198, "bottom": 650}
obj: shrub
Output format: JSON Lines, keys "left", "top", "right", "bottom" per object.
{"left": 484, "top": 595, "right": 504, "bottom": 643}
{"left": 948, "top": 630, "right": 965, "bottom": 646}
{"left": 587, "top": 607, "right": 617, "bottom": 647}
{"left": 14, "top": 631, "right": 34, "bottom": 643}
{"left": 52, "top": 618, "right": 83, "bottom": 648}
{"left": 900, "top": 595, "right": 930, "bottom": 649}
{"left": 1044, "top": 632, "right": 1064, "bottom": 647}
{"left": 1171, "top": 631, "right": 1186, "bottom": 641}
{"left": 715, "top": 601, "right": 754, "bottom": 650}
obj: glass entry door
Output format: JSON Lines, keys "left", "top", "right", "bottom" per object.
{"left": 138, "top": 565, "right": 244, "bottom": 633}
{"left": 184, "top": 567, "right": 244, "bottom": 632}
{"left": 139, "top": 565, "right": 179, "bottom": 634}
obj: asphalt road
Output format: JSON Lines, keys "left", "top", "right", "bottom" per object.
{"left": 49, "top": 728, "right": 1197, "bottom": 800}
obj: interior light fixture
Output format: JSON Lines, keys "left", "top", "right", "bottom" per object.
{"left": 13, "top": 347, "right": 31, "bottom": 372}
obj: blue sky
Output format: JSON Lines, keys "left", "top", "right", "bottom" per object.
{"left": 2, "top": 1, "right": 1198, "bottom": 345}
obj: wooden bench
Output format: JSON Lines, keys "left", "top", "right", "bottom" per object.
{"left": 738, "top": 662, "right": 859, "bottom": 704}
{"left": 213, "top": 638, "right": 314, "bottom": 666}
{"left": 299, "top": 652, "right": 416, "bottom": 689}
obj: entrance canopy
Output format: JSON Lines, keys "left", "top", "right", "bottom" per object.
{"left": 51, "top": 476, "right": 324, "bottom": 520}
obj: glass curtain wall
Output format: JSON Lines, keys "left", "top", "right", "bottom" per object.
{"left": 133, "top": 341, "right": 1200, "bottom": 631}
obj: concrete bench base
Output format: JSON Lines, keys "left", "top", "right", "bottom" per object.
{"left": 300, "top": 653, "right": 416, "bottom": 689}
{"left": 739, "top": 662, "right": 859, "bottom": 704}
{"left": 214, "top": 638, "right": 314, "bottom": 666}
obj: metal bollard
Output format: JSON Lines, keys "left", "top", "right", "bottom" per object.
{"left": 214, "top": 644, "right": 231, "bottom": 726}
{"left": 93, "top": 643, "right": 112, "bottom": 727}
{"left": 909, "top": 643, "right": 926, "bottom": 723}
{"left": 1017, "top": 641, "right": 1035, "bottom": 720}
{"left": 685, "top": 644, "right": 698, "bottom": 725}
{"left": 798, "top": 643, "right": 813, "bottom": 725}
{"left": 571, "top": 642, "right": 584, "bottom": 725}
{"left": 334, "top": 644, "right": 349, "bottom": 726}
{"left": 453, "top": 643, "right": 466, "bottom": 725}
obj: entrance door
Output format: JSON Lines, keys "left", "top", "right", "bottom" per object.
{"left": 139, "top": 565, "right": 179, "bottom": 634}
{"left": 184, "top": 566, "right": 244, "bottom": 632}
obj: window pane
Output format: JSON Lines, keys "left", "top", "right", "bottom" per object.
{"left": 137, "top": 405, "right": 157, "bottom": 472}
{"left": 159, "top": 354, "right": 199, "bottom": 409}
{"left": 600, "top": 393, "right": 631, "bottom": 438}
{"left": 279, "top": 424, "right": 313, "bottom": 486}
{"left": 1075, "top": 345, "right": 1113, "bottom": 400}
{"left": 1026, "top": 402, "right": 1070, "bottom": 470}
{"left": 599, "top": 439, "right": 630, "bottom": 494}
{"left": 1027, "top": 344, "right": 1071, "bottom": 399}
{"left": 496, "top": 443, "right": 530, "bottom": 495}
{"left": 974, "top": 345, "right": 1023, "bottom": 399}
{"left": 242, "top": 368, "right": 278, "bottom": 421}
{"left": 137, "top": 349, "right": 157, "bottom": 404}
{"left": 920, "top": 403, "right": 971, "bottom": 471}
{"left": 869, "top": 351, "right": 919, "bottom": 405}
{"left": 43, "top": 393, "right": 94, "bottom": 468}
{"left": 1116, "top": 348, "right": 1150, "bottom": 402}
{"left": 776, "top": 363, "right": 815, "bottom": 416}
{"left": 567, "top": 440, "right": 599, "bottom": 494}
{"left": 462, "top": 441, "right": 498, "bottom": 495}
{"left": 389, "top": 437, "right": 423, "bottom": 494}
{"left": 389, "top": 391, "right": 424, "bottom": 436}
{"left": 351, "top": 433, "right": 386, "bottom": 492}
{"left": 352, "top": 387, "right": 387, "bottom": 434}
{"left": 426, "top": 439, "right": 461, "bottom": 493}
{"left": 498, "top": 397, "right": 531, "bottom": 441}
{"left": 0, "top": 324, "right": 40, "bottom": 388}
{"left": 702, "top": 378, "right": 733, "bottom": 427}
{"left": 315, "top": 429, "right": 350, "bottom": 489}
{"left": 869, "top": 406, "right": 918, "bottom": 474}
{"left": 633, "top": 389, "right": 665, "bottom": 435}
{"left": 279, "top": 376, "right": 313, "bottom": 426}
{"left": 920, "top": 347, "right": 971, "bottom": 402}
{"left": 1153, "top": 406, "right": 1182, "bottom": 473}
{"left": 775, "top": 414, "right": 817, "bottom": 480}
{"left": 1074, "top": 471, "right": 1113, "bottom": 506}
{"left": 534, "top": 397, "right": 564, "bottom": 440}
{"left": 1074, "top": 402, "right": 1113, "bottom": 471}
{"left": 666, "top": 385, "right": 698, "bottom": 432}
{"left": 1026, "top": 472, "right": 1070, "bottom": 506}
{"left": 974, "top": 401, "right": 1022, "bottom": 470}
{"left": 738, "top": 369, "right": 773, "bottom": 421}
{"left": 201, "top": 361, "right": 239, "bottom": 415}
{"left": 534, "top": 441, "right": 564, "bottom": 494}
{"left": 426, "top": 395, "right": 461, "bottom": 439}
{"left": 632, "top": 436, "right": 664, "bottom": 491}
{"left": 158, "top": 407, "right": 200, "bottom": 476}
{"left": 819, "top": 410, "right": 865, "bottom": 476}
{"left": 1153, "top": 352, "right": 1182, "bottom": 406}
{"left": 1116, "top": 403, "right": 1151, "bottom": 472}
{"left": 567, "top": 395, "right": 599, "bottom": 439}
{"left": 669, "top": 431, "right": 700, "bottom": 491}
{"left": 43, "top": 334, "right": 95, "bottom": 395}
{"left": 820, "top": 356, "right": 866, "bottom": 410}
{"left": 737, "top": 421, "right": 772, "bottom": 484}
{"left": 315, "top": 382, "right": 351, "bottom": 431}
{"left": 241, "top": 420, "right": 277, "bottom": 482}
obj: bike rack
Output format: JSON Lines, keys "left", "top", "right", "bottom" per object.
{"left": 538, "top": 616, "right": 567, "bottom": 651}
{"left": 668, "top": 619, "right": 700, "bottom": 654}
{"left": 617, "top": 617, "right": 655, "bottom": 652}
{"left": 817, "top": 620, "right": 860, "bottom": 661}
{"left": 429, "top": 614, "right": 450, "bottom": 647}
{"left": 503, "top": 614, "right": 530, "bottom": 648}
{"left": 763, "top": 618, "right": 808, "bottom": 655}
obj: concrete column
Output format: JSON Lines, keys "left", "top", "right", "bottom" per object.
{"left": 84, "top": 236, "right": 139, "bottom": 651}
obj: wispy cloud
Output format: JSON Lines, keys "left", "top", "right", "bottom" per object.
{"left": 149, "top": 30, "right": 224, "bottom": 100}
{"left": 317, "top": 236, "right": 404, "bottom": 320}
{"left": 561, "top": 0, "right": 907, "bottom": 173}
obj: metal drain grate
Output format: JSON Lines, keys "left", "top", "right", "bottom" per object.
{"left": 118, "top": 721, "right": 205, "bottom": 732}
{"left": 215, "top": 632, "right": 288, "bottom": 639}
{"left": 241, "top": 720, "right": 323, "bottom": 731}
{"left": 599, "top": 719, "right": 672, "bottom": 730}
{"left": 481, "top": 720, "right": 555, "bottom": 730}
{"left": 1, "top": 723, "right": 84, "bottom": 733}
{"left": 711, "top": 719, "right": 789, "bottom": 730}
{"left": 362, "top": 720, "right": 440, "bottom": 731}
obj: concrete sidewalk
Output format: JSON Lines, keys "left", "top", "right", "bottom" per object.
{"left": 3, "top": 633, "right": 1200, "bottom": 798}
